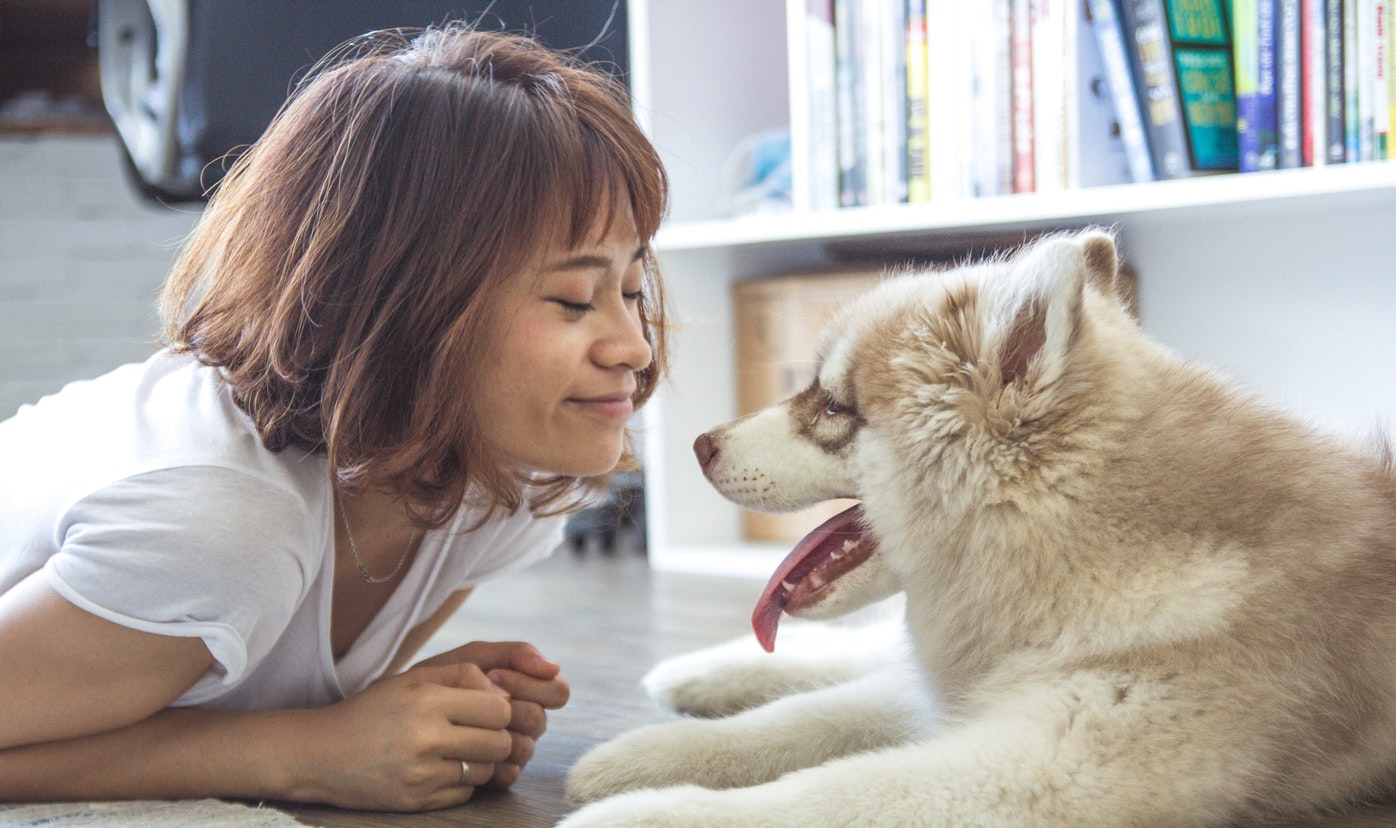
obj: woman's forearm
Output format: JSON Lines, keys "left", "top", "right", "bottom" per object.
{"left": 0, "top": 706, "right": 306, "bottom": 803}
{"left": 0, "top": 664, "right": 515, "bottom": 811}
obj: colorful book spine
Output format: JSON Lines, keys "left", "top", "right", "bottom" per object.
{"left": 1325, "top": 0, "right": 1348, "bottom": 161}
{"left": 833, "top": 0, "right": 866, "bottom": 206}
{"left": 1344, "top": 0, "right": 1359, "bottom": 159}
{"left": 1388, "top": 0, "right": 1396, "bottom": 158}
{"left": 1011, "top": 0, "right": 1037, "bottom": 192}
{"left": 1088, "top": 0, "right": 1157, "bottom": 179}
{"left": 1358, "top": 0, "right": 1377, "bottom": 159}
{"left": 878, "top": 0, "right": 908, "bottom": 204}
{"left": 1257, "top": 0, "right": 1282, "bottom": 167}
{"left": 804, "top": 0, "right": 840, "bottom": 210}
{"left": 1375, "top": 0, "right": 1391, "bottom": 157}
{"left": 1277, "top": 0, "right": 1304, "bottom": 166}
{"left": 1032, "top": 0, "right": 1067, "bottom": 192}
{"left": 1074, "top": 0, "right": 1137, "bottom": 185}
{"left": 972, "top": 0, "right": 1016, "bottom": 196}
{"left": 1235, "top": 0, "right": 1264, "bottom": 169}
{"left": 1387, "top": 0, "right": 1396, "bottom": 158}
{"left": 1119, "top": 0, "right": 1190, "bottom": 178}
{"left": 1301, "top": 0, "right": 1328, "bottom": 166}
{"left": 905, "top": 0, "right": 932, "bottom": 202}
{"left": 1117, "top": 0, "right": 1240, "bottom": 176}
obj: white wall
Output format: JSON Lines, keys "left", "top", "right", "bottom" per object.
{"left": 0, "top": 134, "right": 201, "bottom": 419}
{"left": 1122, "top": 186, "right": 1396, "bottom": 438}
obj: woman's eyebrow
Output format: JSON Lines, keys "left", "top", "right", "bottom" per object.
{"left": 547, "top": 245, "right": 648, "bottom": 272}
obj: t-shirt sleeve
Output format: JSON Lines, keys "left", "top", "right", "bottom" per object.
{"left": 44, "top": 467, "right": 317, "bottom": 700}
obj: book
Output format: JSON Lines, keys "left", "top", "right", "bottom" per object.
{"left": 833, "top": 0, "right": 866, "bottom": 206}
{"left": 1255, "top": 0, "right": 1282, "bottom": 168}
{"left": 1325, "top": 0, "right": 1348, "bottom": 162}
{"left": 1379, "top": 0, "right": 1390, "bottom": 158}
{"left": 792, "top": 0, "right": 840, "bottom": 211}
{"left": 1357, "top": 0, "right": 1377, "bottom": 159}
{"left": 1301, "top": 0, "right": 1328, "bottom": 166}
{"left": 1374, "top": 0, "right": 1391, "bottom": 157}
{"left": 1236, "top": 0, "right": 1264, "bottom": 169}
{"left": 1011, "top": 0, "right": 1038, "bottom": 191}
{"left": 1344, "top": 0, "right": 1359, "bottom": 159}
{"left": 1032, "top": 0, "right": 1068, "bottom": 191}
{"left": 883, "top": 0, "right": 909, "bottom": 204}
{"left": 905, "top": 0, "right": 932, "bottom": 201}
{"left": 1089, "top": 0, "right": 1158, "bottom": 180}
{"left": 923, "top": 3, "right": 976, "bottom": 199}
{"left": 984, "top": 0, "right": 1018, "bottom": 194}
{"left": 1117, "top": 0, "right": 1241, "bottom": 177}
{"left": 1277, "top": 0, "right": 1304, "bottom": 166}
{"left": 857, "top": 1, "right": 889, "bottom": 204}
{"left": 1074, "top": 0, "right": 1139, "bottom": 185}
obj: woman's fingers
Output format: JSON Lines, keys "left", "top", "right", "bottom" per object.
{"left": 488, "top": 668, "right": 570, "bottom": 710}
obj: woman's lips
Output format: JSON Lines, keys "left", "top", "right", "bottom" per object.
{"left": 570, "top": 394, "right": 635, "bottom": 420}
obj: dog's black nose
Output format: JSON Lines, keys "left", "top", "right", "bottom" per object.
{"left": 693, "top": 432, "right": 719, "bottom": 470}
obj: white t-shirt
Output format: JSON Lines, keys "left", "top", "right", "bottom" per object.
{"left": 0, "top": 351, "right": 564, "bottom": 711}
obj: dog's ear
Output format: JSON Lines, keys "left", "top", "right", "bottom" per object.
{"left": 1079, "top": 230, "right": 1121, "bottom": 299}
{"left": 991, "top": 231, "right": 1110, "bottom": 390}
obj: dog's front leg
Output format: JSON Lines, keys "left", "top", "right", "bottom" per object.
{"left": 562, "top": 671, "right": 1259, "bottom": 828}
{"left": 566, "top": 661, "right": 932, "bottom": 804}
{"left": 644, "top": 617, "right": 909, "bottom": 717}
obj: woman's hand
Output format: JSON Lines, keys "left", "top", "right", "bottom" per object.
{"left": 413, "top": 641, "right": 571, "bottom": 789}
{"left": 289, "top": 661, "right": 516, "bottom": 811}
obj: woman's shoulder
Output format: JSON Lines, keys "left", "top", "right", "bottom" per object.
{"left": 0, "top": 351, "right": 329, "bottom": 536}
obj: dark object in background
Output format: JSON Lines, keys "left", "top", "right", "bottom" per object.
{"left": 94, "top": 0, "right": 627, "bottom": 203}
{"left": 565, "top": 469, "right": 646, "bottom": 556}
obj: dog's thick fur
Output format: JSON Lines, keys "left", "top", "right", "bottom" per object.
{"left": 561, "top": 230, "right": 1396, "bottom": 827}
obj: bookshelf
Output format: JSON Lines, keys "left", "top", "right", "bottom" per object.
{"left": 628, "top": 0, "right": 1396, "bottom": 577}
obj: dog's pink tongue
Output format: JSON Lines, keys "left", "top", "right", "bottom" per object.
{"left": 752, "top": 505, "right": 865, "bottom": 653}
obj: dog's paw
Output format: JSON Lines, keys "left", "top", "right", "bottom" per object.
{"left": 643, "top": 624, "right": 897, "bottom": 718}
{"left": 642, "top": 639, "right": 778, "bottom": 717}
{"left": 559, "top": 785, "right": 722, "bottom": 828}
{"left": 567, "top": 718, "right": 763, "bottom": 803}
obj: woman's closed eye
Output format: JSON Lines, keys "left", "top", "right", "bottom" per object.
{"left": 550, "top": 298, "right": 594, "bottom": 314}
{"left": 550, "top": 290, "right": 643, "bottom": 315}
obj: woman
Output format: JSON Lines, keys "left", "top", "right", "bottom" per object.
{"left": 0, "top": 24, "right": 667, "bottom": 811}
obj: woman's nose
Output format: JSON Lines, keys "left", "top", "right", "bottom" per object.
{"left": 594, "top": 306, "right": 652, "bottom": 371}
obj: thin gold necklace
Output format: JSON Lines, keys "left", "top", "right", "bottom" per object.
{"left": 335, "top": 491, "right": 416, "bottom": 584}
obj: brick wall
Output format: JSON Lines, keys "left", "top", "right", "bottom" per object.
{"left": 0, "top": 133, "right": 201, "bottom": 418}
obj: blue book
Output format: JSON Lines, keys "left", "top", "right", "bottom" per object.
{"left": 1235, "top": 0, "right": 1262, "bottom": 170}
{"left": 1088, "top": 0, "right": 1157, "bottom": 181}
{"left": 1256, "top": 0, "right": 1281, "bottom": 168}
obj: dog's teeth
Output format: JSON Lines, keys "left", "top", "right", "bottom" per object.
{"left": 829, "top": 550, "right": 844, "bottom": 560}
{"left": 781, "top": 580, "right": 798, "bottom": 593}
{"left": 842, "top": 539, "right": 860, "bottom": 552}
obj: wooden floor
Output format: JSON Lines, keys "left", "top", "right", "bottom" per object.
{"left": 278, "top": 550, "right": 1396, "bottom": 828}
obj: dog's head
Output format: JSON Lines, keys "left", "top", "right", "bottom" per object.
{"left": 695, "top": 230, "right": 1138, "bottom": 651}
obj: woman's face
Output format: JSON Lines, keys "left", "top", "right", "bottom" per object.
{"left": 473, "top": 210, "right": 653, "bottom": 477}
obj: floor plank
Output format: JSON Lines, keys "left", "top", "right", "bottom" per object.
{"left": 279, "top": 551, "right": 1396, "bottom": 827}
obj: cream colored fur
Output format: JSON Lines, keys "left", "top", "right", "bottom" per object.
{"left": 561, "top": 230, "right": 1396, "bottom": 827}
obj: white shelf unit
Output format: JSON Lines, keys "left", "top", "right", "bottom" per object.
{"left": 627, "top": 0, "right": 1396, "bottom": 578}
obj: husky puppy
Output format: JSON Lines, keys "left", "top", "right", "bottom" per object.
{"left": 562, "top": 230, "right": 1396, "bottom": 827}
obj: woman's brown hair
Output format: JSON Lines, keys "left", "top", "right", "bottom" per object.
{"left": 160, "top": 24, "right": 669, "bottom": 526}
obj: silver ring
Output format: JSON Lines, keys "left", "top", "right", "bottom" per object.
{"left": 459, "top": 759, "right": 471, "bottom": 786}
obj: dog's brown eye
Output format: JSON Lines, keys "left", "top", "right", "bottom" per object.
{"left": 824, "top": 399, "right": 849, "bottom": 417}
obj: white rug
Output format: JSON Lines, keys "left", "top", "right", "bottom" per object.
{"left": 0, "top": 799, "right": 314, "bottom": 827}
